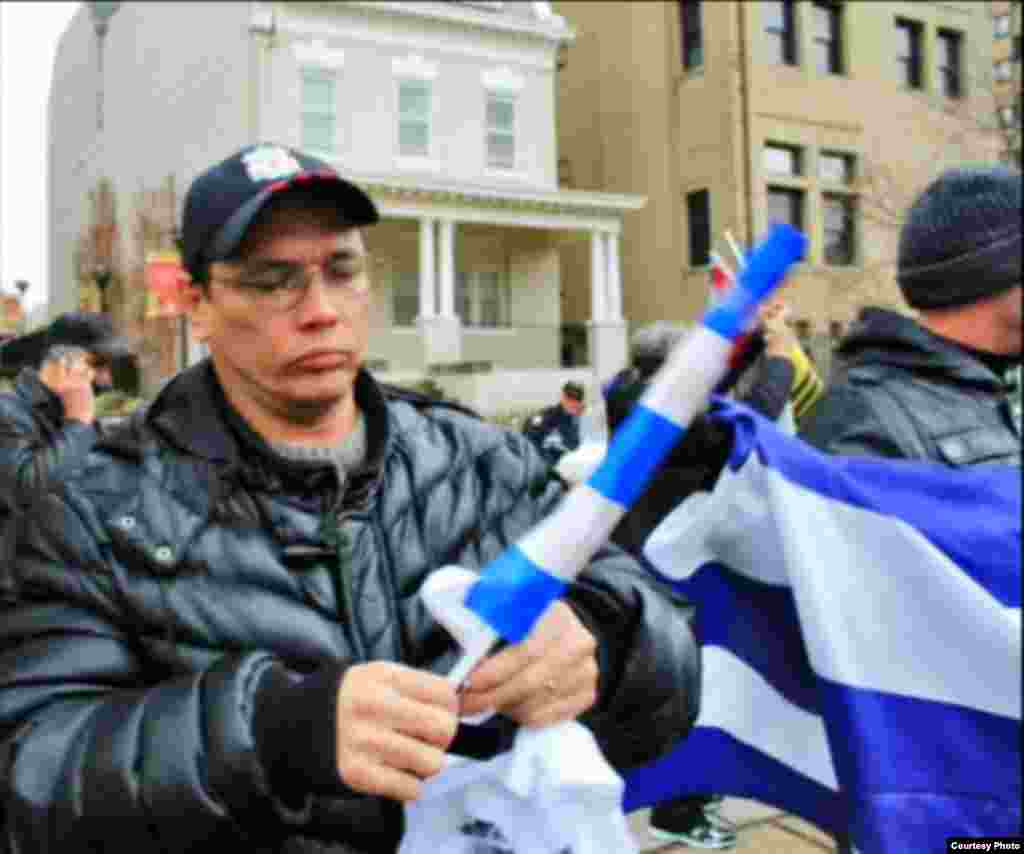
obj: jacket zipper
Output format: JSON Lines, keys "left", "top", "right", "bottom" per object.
{"left": 323, "top": 509, "right": 368, "bottom": 660}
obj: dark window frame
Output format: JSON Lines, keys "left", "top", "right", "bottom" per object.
{"left": 680, "top": 1, "right": 704, "bottom": 71}
{"left": 766, "top": 185, "right": 805, "bottom": 233}
{"left": 812, "top": 1, "right": 844, "bottom": 75}
{"left": 686, "top": 189, "right": 711, "bottom": 268}
{"left": 822, "top": 193, "right": 857, "bottom": 266}
{"left": 896, "top": 17, "right": 924, "bottom": 90}
{"left": 764, "top": 0, "right": 798, "bottom": 66}
{"left": 937, "top": 28, "right": 963, "bottom": 98}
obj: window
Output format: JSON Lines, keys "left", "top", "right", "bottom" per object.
{"left": 764, "top": 0, "right": 798, "bottom": 66}
{"left": 823, "top": 194, "right": 856, "bottom": 266}
{"left": 999, "top": 105, "right": 1018, "bottom": 128}
{"left": 766, "top": 186, "right": 804, "bottom": 232}
{"left": 819, "top": 151, "right": 854, "bottom": 184}
{"left": 994, "top": 59, "right": 1013, "bottom": 81}
{"left": 485, "top": 92, "right": 516, "bottom": 170}
{"left": 392, "top": 272, "right": 419, "bottom": 326}
{"left": 896, "top": 18, "right": 923, "bottom": 89}
{"left": 812, "top": 2, "right": 843, "bottom": 75}
{"left": 937, "top": 29, "right": 962, "bottom": 98}
{"left": 456, "top": 272, "right": 510, "bottom": 327}
{"left": 398, "top": 79, "right": 431, "bottom": 158}
{"left": 686, "top": 189, "right": 711, "bottom": 267}
{"left": 680, "top": 1, "right": 704, "bottom": 71}
{"left": 301, "top": 69, "right": 335, "bottom": 154}
{"left": 763, "top": 143, "right": 803, "bottom": 177}
{"left": 994, "top": 13, "right": 1011, "bottom": 39}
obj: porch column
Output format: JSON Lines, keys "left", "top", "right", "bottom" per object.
{"left": 588, "top": 228, "right": 628, "bottom": 383}
{"left": 604, "top": 232, "right": 623, "bottom": 321}
{"left": 418, "top": 217, "right": 437, "bottom": 318}
{"left": 417, "top": 216, "right": 462, "bottom": 366}
{"left": 590, "top": 230, "right": 607, "bottom": 322}
{"left": 438, "top": 218, "right": 456, "bottom": 318}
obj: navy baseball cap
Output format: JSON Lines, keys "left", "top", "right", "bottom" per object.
{"left": 180, "top": 143, "right": 379, "bottom": 282}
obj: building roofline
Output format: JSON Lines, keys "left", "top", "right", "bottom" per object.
{"left": 344, "top": 1, "right": 575, "bottom": 44}
{"left": 338, "top": 167, "right": 646, "bottom": 216}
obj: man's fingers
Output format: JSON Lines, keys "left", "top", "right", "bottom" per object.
{"left": 382, "top": 692, "right": 458, "bottom": 750}
{"left": 337, "top": 751, "right": 426, "bottom": 803}
{"left": 501, "top": 663, "right": 599, "bottom": 727}
{"left": 385, "top": 663, "right": 459, "bottom": 714}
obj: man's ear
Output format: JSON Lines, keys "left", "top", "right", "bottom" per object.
{"left": 181, "top": 278, "right": 212, "bottom": 343}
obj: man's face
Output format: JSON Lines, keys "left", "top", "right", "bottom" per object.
{"left": 84, "top": 352, "right": 114, "bottom": 387}
{"left": 186, "top": 202, "right": 372, "bottom": 424}
{"left": 989, "top": 285, "right": 1023, "bottom": 357}
{"left": 561, "top": 394, "right": 584, "bottom": 416}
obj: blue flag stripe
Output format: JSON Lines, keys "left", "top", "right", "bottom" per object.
{"left": 587, "top": 405, "right": 684, "bottom": 507}
{"left": 623, "top": 728, "right": 847, "bottom": 834}
{"left": 463, "top": 546, "right": 567, "bottom": 644}
{"left": 671, "top": 562, "right": 819, "bottom": 714}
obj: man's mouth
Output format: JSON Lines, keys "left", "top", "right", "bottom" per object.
{"left": 289, "top": 350, "right": 349, "bottom": 371}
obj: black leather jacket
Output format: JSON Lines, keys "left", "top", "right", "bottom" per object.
{"left": 0, "top": 361, "right": 699, "bottom": 854}
{"left": 801, "top": 308, "right": 1021, "bottom": 466}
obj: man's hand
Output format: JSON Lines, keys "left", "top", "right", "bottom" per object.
{"left": 39, "top": 349, "right": 96, "bottom": 425}
{"left": 759, "top": 300, "right": 799, "bottom": 359}
{"left": 459, "top": 601, "right": 599, "bottom": 728}
{"left": 335, "top": 662, "right": 458, "bottom": 802}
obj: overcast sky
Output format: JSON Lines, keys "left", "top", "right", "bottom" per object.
{"left": 1, "top": 1, "right": 81, "bottom": 313}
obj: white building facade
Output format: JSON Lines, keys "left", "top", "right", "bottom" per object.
{"left": 48, "top": 1, "right": 643, "bottom": 408}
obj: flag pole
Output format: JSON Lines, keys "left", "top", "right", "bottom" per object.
{"left": 447, "top": 224, "right": 807, "bottom": 685}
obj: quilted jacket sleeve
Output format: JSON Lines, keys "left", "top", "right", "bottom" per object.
{"left": 0, "top": 487, "right": 308, "bottom": 853}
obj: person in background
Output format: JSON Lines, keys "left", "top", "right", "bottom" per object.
{"left": 801, "top": 165, "right": 1020, "bottom": 465}
{"left": 0, "top": 311, "right": 133, "bottom": 508}
{"left": 0, "top": 144, "right": 700, "bottom": 853}
{"left": 522, "top": 380, "right": 587, "bottom": 466}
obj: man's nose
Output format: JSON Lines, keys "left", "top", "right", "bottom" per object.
{"left": 294, "top": 274, "right": 342, "bottom": 324}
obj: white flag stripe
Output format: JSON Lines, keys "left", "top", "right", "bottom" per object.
{"left": 646, "top": 457, "right": 1022, "bottom": 722}
{"left": 518, "top": 485, "right": 625, "bottom": 582}
{"left": 699, "top": 646, "right": 839, "bottom": 792}
{"left": 640, "top": 327, "right": 733, "bottom": 426}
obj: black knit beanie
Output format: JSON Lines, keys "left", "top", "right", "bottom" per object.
{"left": 897, "top": 165, "right": 1022, "bottom": 310}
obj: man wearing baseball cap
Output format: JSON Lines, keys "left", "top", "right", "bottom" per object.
{"left": 802, "top": 164, "right": 1021, "bottom": 465}
{"left": 0, "top": 144, "right": 700, "bottom": 852}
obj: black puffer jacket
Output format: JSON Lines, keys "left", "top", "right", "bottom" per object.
{"left": 0, "top": 361, "right": 699, "bottom": 854}
{"left": 801, "top": 308, "right": 1021, "bottom": 466}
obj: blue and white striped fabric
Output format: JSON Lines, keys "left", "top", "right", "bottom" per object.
{"left": 622, "top": 400, "right": 1022, "bottom": 852}
{"left": 462, "top": 225, "right": 807, "bottom": 658}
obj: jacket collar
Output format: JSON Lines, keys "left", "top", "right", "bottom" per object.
{"left": 14, "top": 366, "right": 63, "bottom": 422}
{"left": 146, "top": 359, "right": 391, "bottom": 502}
{"left": 839, "top": 307, "right": 1009, "bottom": 390}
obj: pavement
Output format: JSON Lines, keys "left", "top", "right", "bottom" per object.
{"left": 629, "top": 798, "right": 837, "bottom": 853}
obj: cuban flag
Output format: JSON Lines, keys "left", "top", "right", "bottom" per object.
{"left": 622, "top": 400, "right": 1022, "bottom": 852}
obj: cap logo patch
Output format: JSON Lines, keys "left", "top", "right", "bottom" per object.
{"left": 242, "top": 146, "right": 303, "bottom": 183}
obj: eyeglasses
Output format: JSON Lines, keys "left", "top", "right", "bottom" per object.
{"left": 211, "top": 252, "right": 371, "bottom": 313}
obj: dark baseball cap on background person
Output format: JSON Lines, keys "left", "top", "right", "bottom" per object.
{"left": 563, "top": 381, "right": 585, "bottom": 402}
{"left": 180, "top": 143, "right": 380, "bottom": 283}
{"left": 897, "top": 165, "right": 1022, "bottom": 310}
{"left": 0, "top": 312, "right": 132, "bottom": 371}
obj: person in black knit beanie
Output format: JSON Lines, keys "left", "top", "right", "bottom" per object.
{"left": 802, "top": 164, "right": 1020, "bottom": 465}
